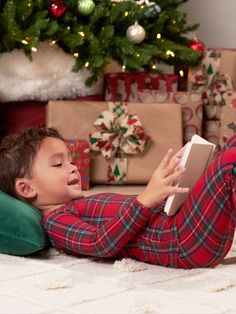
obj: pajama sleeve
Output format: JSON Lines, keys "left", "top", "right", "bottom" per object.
{"left": 42, "top": 197, "right": 152, "bottom": 257}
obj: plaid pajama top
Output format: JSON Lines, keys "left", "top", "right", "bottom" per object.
{"left": 42, "top": 193, "right": 179, "bottom": 267}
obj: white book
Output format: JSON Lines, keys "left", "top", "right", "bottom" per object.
{"left": 164, "top": 134, "right": 216, "bottom": 216}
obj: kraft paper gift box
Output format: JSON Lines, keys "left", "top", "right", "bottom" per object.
{"left": 219, "top": 91, "right": 236, "bottom": 146}
{"left": 188, "top": 48, "right": 236, "bottom": 90}
{"left": 46, "top": 101, "right": 182, "bottom": 184}
{"left": 202, "top": 120, "right": 221, "bottom": 146}
{"left": 138, "top": 90, "right": 203, "bottom": 144}
{"left": 65, "top": 139, "right": 90, "bottom": 190}
{"left": 188, "top": 49, "right": 234, "bottom": 120}
{"left": 104, "top": 72, "right": 178, "bottom": 102}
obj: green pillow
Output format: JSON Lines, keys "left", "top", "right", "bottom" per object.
{"left": 0, "top": 190, "right": 48, "bottom": 256}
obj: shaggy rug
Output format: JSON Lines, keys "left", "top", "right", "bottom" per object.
{"left": 0, "top": 237, "right": 235, "bottom": 314}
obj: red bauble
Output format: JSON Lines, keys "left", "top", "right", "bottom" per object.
{"left": 188, "top": 38, "right": 205, "bottom": 53}
{"left": 48, "top": 1, "right": 67, "bottom": 19}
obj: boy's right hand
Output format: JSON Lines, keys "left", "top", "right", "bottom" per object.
{"left": 137, "top": 148, "right": 189, "bottom": 209}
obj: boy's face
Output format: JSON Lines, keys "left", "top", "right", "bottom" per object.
{"left": 26, "top": 137, "right": 82, "bottom": 211}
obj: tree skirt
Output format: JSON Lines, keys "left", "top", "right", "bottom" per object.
{"left": 0, "top": 42, "right": 104, "bottom": 102}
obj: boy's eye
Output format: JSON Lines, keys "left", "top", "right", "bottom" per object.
{"left": 52, "top": 163, "right": 62, "bottom": 167}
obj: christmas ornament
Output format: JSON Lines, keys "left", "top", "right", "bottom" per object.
{"left": 126, "top": 22, "right": 146, "bottom": 44}
{"left": 77, "top": 0, "right": 95, "bottom": 15}
{"left": 144, "top": 3, "right": 161, "bottom": 19}
{"left": 48, "top": 0, "right": 67, "bottom": 19}
{"left": 188, "top": 38, "right": 205, "bottom": 54}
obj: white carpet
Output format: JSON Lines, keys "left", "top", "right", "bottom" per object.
{"left": 1, "top": 186, "right": 236, "bottom": 314}
{"left": 0, "top": 243, "right": 236, "bottom": 314}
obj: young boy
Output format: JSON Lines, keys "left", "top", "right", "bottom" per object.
{"left": 0, "top": 127, "right": 235, "bottom": 269}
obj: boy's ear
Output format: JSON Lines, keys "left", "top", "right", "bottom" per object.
{"left": 15, "top": 178, "right": 36, "bottom": 199}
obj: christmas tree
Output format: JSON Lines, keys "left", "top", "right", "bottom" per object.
{"left": 0, "top": 0, "right": 203, "bottom": 84}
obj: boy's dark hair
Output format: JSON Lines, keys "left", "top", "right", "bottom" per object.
{"left": 0, "top": 127, "right": 65, "bottom": 198}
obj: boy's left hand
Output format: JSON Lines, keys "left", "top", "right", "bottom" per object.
{"left": 137, "top": 148, "right": 189, "bottom": 209}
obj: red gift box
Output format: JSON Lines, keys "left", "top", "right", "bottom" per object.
{"left": 66, "top": 139, "right": 90, "bottom": 190}
{"left": 104, "top": 72, "right": 178, "bottom": 102}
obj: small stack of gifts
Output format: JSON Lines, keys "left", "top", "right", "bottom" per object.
{"left": 188, "top": 48, "right": 236, "bottom": 149}
{"left": 46, "top": 48, "right": 236, "bottom": 188}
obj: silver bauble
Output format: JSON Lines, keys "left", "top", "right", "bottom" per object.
{"left": 126, "top": 22, "right": 146, "bottom": 44}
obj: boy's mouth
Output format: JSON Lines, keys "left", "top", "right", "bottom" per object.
{"left": 68, "top": 179, "right": 79, "bottom": 185}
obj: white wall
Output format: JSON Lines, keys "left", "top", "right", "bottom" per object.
{"left": 182, "top": 0, "right": 236, "bottom": 48}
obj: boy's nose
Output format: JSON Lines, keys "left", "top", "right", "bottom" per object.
{"left": 70, "top": 163, "right": 78, "bottom": 173}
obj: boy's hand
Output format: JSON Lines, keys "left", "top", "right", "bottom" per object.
{"left": 137, "top": 148, "right": 189, "bottom": 208}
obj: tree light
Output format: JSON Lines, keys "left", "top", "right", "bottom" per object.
{"left": 21, "top": 39, "right": 28, "bottom": 45}
{"left": 166, "top": 50, "right": 175, "bottom": 57}
{"left": 78, "top": 32, "right": 85, "bottom": 37}
{"left": 179, "top": 69, "right": 184, "bottom": 77}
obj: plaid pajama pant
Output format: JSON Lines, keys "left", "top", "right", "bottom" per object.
{"left": 43, "top": 135, "right": 236, "bottom": 269}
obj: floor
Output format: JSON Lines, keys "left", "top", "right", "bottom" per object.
{"left": 0, "top": 185, "right": 236, "bottom": 314}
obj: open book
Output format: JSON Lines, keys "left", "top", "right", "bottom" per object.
{"left": 164, "top": 134, "right": 216, "bottom": 216}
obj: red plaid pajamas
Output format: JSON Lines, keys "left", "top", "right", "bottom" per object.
{"left": 42, "top": 135, "right": 236, "bottom": 269}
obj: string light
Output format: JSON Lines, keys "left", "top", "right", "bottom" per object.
{"left": 67, "top": 26, "right": 71, "bottom": 31}
{"left": 166, "top": 50, "right": 175, "bottom": 57}
{"left": 21, "top": 39, "right": 28, "bottom": 45}
{"left": 179, "top": 69, "right": 184, "bottom": 77}
{"left": 50, "top": 40, "right": 57, "bottom": 45}
{"left": 124, "top": 11, "right": 129, "bottom": 16}
{"left": 31, "top": 47, "right": 37, "bottom": 52}
{"left": 156, "top": 33, "right": 161, "bottom": 39}
{"left": 78, "top": 32, "right": 85, "bottom": 37}
{"left": 85, "top": 62, "right": 89, "bottom": 68}
{"left": 73, "top": 52, "right": 79, "bottom": 58}
{"left": 136, "top": 53, "right": 140, "bottom": 58}
{"left": 152, "top": 64, "right": 157, "bottom": 70}
{"left": 122, "top": 65, "right": 126, "bottom": 72}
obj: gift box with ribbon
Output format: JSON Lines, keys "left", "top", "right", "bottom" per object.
{"left": 138, "top": 90, "right": 203, "bottom": 144}
{"left": 189, "top": 49, "right": 234, "bottom": 120}
{"left": 202, "top": 120, "right": 221, "bottom": 146}
{"left": 219, "top": 91, "right": 236, "bottom": 147}
{"left": 104, "top": 72, "right": 178, "bottom": 103}
{"left": 46, "top": 101, "right": 182, "bottom": 184}
{"left": 65, "top": 139, "right": 90, "bottom": 190}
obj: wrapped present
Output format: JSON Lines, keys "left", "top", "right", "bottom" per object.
{"left": 46, "top": 101, "right": 182, "bottom": 184}
{"left": 219, "top": 91, "right": 236, "bottom": 146}
{"left": 138, "top": 90, "right": 203, "bottom": 144}
{"left": 104, "top": 72, "right": 178, "bottom": 102}
{"left": 188, "top": 49, "right": 236, "bottom": 89}
{"left": 0, "top": 95, "right": 103, "bottom": 140}
{"left": 202, "top": 120, "right": 221, "bottom": 146}
{"left": 66, "top": 139, "right": 90, "bottom": 190}
{"left": 0, "top": 100, "right": 46, "bottom": 139}
{"left": 189, "top": 49, "right": 234, "bottom": 120}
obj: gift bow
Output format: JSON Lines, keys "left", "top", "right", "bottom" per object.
{"left": 191, "top": 49, "right": 233, "bottom": 107}
{"left": 89, "top": 102, "right": 151, "bottom": 183}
